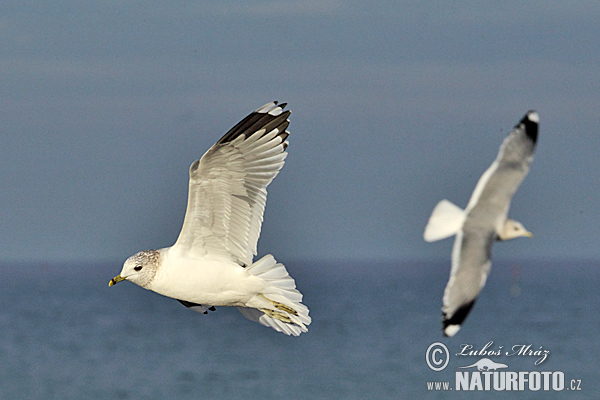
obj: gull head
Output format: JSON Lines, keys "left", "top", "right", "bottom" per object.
{"left": 109, "top": 250, "right": 160, "bottom": 288}
{"left": 498, "top": 219, "right": 533, "bottom": 241}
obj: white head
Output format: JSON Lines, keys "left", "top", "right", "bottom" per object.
{"left": 498, "top": 219, "right": 533, "bottom": 241}
{"left": 109, "top": 250, "right": 160, "bottom": 288}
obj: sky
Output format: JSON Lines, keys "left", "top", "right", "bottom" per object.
{"left": 1, "top": 1, "right": 599, "bottom": 265}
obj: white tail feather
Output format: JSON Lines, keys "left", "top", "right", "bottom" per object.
{"left": 239, "top": 255, "right": 311, "bottom": 336}
{"left": 423, "top": 199, "right": 466, "bottom": 242}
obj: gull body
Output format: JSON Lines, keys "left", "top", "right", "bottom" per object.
{"left": 151, "top": 250, "right": 265, "bottom": 307}
{"left": 424, "top": 111, "right": 539, "bottom": 337}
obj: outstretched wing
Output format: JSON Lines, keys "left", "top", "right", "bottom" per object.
{"left": 465, "top": 111, "right": 538, "bottom": 213}
{"left": 172, "top": 102, "right": 290, "bottom": 266}
{"left": 442, "top": 227, "right": 494, "bottom": 337}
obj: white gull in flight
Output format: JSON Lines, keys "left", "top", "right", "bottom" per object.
{"left": 424, "top": 111, "right": 539, "bottom": 337}
{"left": 109, "top": 102, "right": 310, "bottom": 336}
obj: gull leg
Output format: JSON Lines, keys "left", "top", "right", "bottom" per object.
{"left": 259, "top": 308, "right": 294, "bottom": 323}
{"left": 259, "top": 294, "right": 298, "bottom": 316}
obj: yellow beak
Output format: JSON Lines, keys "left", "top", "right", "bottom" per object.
{"left": 109, "top": 274, "right": 126, "bottom": 287}
{"left": 525, "top": 231, "right": 534, "bottom": 238}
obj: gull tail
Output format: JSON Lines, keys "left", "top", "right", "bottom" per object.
{"left": 423, "top": 199, "right": 466, "bottom": 242}
{"left": 239, "top": 255, "right": 311, "bottom": 336}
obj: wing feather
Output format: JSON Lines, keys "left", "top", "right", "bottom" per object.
{"left": 173, "top": 102, "right": 290, "bottom": 266}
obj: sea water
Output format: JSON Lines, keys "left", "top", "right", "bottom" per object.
{"left": 0, "top": 259, "right": 597, "bottom": 399}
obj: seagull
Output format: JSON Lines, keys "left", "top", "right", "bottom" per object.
{"left": 424, "top": 111, "right": 539, "bottom": 337}
{"left": 109, "top": 102, "right": 311, "bottom": 336}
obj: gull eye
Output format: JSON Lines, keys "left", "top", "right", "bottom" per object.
{"left": 134, "top": 265, "right": 143, "bottom": 271}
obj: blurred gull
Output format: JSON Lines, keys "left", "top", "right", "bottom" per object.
{"left": 109, "top": 102, "right": 310, "bottom": 336}
{"left": 424, "top": 111, "right": 539, "bottom": 337}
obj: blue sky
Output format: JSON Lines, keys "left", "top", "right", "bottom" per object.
{"left": 1, "top": 1, "right": 599, "bottom": 264}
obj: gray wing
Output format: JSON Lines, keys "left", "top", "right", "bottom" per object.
{"left": 465, "top": 111, "right": 538, "bottom": 217}
{"left": 172, "top": 102, "right": 290, "bottom": 266}
{"left": 442, "top": 225, "right": 494, "bottom": 337}
{"left": 442, "top": 111, "right": 539, "bottom": 337}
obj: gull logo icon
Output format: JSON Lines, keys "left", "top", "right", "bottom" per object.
{"left": 459, "top": 358, "right": 509, "bottom": 371}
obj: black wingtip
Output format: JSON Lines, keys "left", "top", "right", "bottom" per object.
{"left": 517, "top": 110, "right": 539, "bottom": 144}
{"left": 217, "top": 102, "right": 291, "bottom": 145}
{"left": 268, "top": 101, "right": 289, "bottom": 112}
{"left": 442, "top": 299, "right": 476, "bottom": 336}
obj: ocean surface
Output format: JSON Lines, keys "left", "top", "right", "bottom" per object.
{"left": 0, "top": 259, "right": 597, "bottom": 399}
